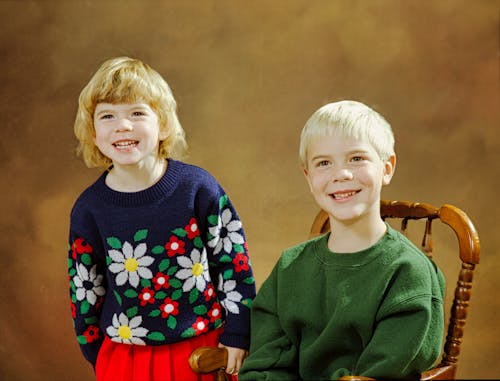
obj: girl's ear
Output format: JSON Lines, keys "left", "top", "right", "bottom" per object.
{"left": 159, "top": 125, "right": 169, "bottom": 141}
{"left": 382, "top": 154, "right": 396, "bottom": 185}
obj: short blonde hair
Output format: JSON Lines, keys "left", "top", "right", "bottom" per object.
{"left": 299, "top": 100, "right": 395, "bottom": 167}
{"left": 74, "top": 56, "right": 188, "bottom": 168}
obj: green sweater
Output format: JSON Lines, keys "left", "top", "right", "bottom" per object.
{"left": 239, "top": 226, "right": 445, "bottom": 380}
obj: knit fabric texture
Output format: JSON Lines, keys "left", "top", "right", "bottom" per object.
{"left": 239, "top": 226, "right": 445, "bottom": 380}
{"left": 68, "top": 159, "right": 256, "bottom": 366}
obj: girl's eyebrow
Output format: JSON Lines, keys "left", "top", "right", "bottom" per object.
{"left": 94, "top": 109, "right": 113, "bottom": 117}
{"left": 94, "top": 104, "right": 150, "bottom": 115}
{"left": 94, "top": 104, "right": 114, "bottom": 114}
{"left": 128, "top": 103, "right": 149, "bottom": 109}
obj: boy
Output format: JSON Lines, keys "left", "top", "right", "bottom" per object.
{"left": 239, "top": 100, "right": 445, "bottom": 380}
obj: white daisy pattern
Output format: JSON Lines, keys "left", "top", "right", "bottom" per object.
{"left": 218, "top": 274, "right": 243, "bottom": 314}
{"left": 176, "top": 248, "right": 210, "bottom": 292}
{"left": 108, "top": 241, "right": 154, "bottom": 288}
{"left": 73, "top": 263, "right": 105, "bottom": 305}
{"left": 208, "top": 208, "right": 244, "bottom": 255}
{"left": 106, "top": 313, "right": 148, "bottom": 345}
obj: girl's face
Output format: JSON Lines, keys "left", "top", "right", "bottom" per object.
{"left": 303, "top": 133, "right": 395, "bottom": 226}
{"left": 93, "top": 102, "right": 167, "bottom": 168}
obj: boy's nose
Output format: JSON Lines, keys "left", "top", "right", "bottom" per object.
{"left": 332, "top": 168, "right": 353, "bottom": 182}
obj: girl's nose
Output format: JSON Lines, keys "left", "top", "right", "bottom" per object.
{"left": 331, "top": 167, "right": 353, "bottom": 182}
{"left": 115, "top": 118, "right": 133, "bottom": 132}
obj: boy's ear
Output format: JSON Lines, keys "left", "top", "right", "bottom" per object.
{"left": 382, "top": 154, "right": 396, "bottom": 185}
{"left": 303, "top": 167, "right": 314, "bottom": 193}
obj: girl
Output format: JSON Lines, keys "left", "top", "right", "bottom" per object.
{"left": 68, "top": 56, "right": 256, "bottom": 380}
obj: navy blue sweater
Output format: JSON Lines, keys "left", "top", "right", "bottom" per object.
{"left": 68, "top": 159, "right": 256, "bottom": 366}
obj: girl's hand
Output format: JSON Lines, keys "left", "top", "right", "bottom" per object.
{"left": 218, "top": 343, "right": 248, "bottom": 375}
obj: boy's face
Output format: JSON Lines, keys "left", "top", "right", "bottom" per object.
{"left": 93, "top": 102, "right": 167, "bottom": 168}
{"left": 303, "top": 133, "right": 395, "bottom": 225}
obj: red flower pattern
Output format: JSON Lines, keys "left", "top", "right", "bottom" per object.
{"left": 184, "top": 218, "right": 200, "bottom": 239}
{"left": 192, "top": 317, "right": 209, "bottom": 335}
{"left": 159, "top": 298, "right": 179, "bottom": 318}
{"left": 208, "top": 302, "right": 222, "bottom": 322}
{"left": 83, "top": 325, "right": 100, "bottom": 343}
{"left": 233, "top": 253, "right": 249, "bottom": 273}
{"left": 95, "top": 297, "right": 104, "bottom": 311}
{"left": 152, "top": 272, "right": 170, "bottom": 290}
{"left": 138, "top": 288, "right": 156, "bottom": 306}
{"left": 70, "top": 301, "right": 76, "bottom": 319}
{"left": 203, "top": 284, "right": 216, "bottom": 301}
{"left": 165, "top": 236, "right": 185, "bottom": 257}
{"left": 71, "top": 237, "right": 93, "bottom": 260}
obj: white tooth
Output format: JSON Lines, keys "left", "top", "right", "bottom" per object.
{"left": 334, "top": 191, "right": 355, "bottom": 199}
{"left": 115, "top": 141, "right": 136, "bottom": 147}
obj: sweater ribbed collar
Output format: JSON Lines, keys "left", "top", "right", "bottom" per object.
{"left": 312, "top": 224, "right": 397, "bottom": 267}
{"left": 92, "top": 159, "right": 183, "bottom": 207}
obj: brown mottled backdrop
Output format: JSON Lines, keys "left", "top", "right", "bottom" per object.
{"left": 0, "top": 1, "right": 497, "bottom": 380}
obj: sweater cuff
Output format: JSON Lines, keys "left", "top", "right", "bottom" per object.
{"left": 218, "top": 331, "right": 250, "bottom": 350}
{"left": 81, "top": 337, "right": 103, "bottom": 369}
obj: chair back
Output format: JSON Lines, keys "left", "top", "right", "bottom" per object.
{"left": 310, "top": 200, "right": 480, "bottom": 379}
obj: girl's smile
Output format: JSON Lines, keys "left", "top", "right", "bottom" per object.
{"left": 112, "top": 139, "right": 139, "bottom": 150}
{"left": 93, "top": 102, "right": 169, "bottom": 192}
{"left": 93, "top": 102, "right": 167, "bottom": 168}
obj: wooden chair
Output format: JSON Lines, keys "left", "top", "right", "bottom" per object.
{"left": 189, "top": 200, "right": 480, "bottom": 380}
{"left": 189, "top": 346, "right": 231, "bottom": 381}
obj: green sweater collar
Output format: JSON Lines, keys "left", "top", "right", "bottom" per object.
{"left": 312, "top": 223, "right": 397, "bottom": 267}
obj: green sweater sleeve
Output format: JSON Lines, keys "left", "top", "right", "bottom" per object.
{"left": 340, "top": 294, "right": 444, "bottom": 380}
{"left": 239, "top": 266, "right": 299, "bottom": 381}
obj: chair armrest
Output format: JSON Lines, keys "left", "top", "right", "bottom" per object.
{"left": 420, "top": 365, "right": 456, "bottom": 380}
{"left": 189, "top": 346, "right": 228, "bottom": 373}
{"left": 338, "top": 364, "right": 456, "bottom": 381}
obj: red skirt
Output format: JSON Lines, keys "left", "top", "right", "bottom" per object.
{"left": 96, "top": 328, "right": 225, "bottom": 381}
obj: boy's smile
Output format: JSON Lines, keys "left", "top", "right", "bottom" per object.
{"left": 304, "top": 133, "right": 395, "bottom": 226}
{"left": 331, "top": 189, "right": 361, "bottom": 201}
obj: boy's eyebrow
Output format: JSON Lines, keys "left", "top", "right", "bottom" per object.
{"left": 347, "top": 148, "right": 372, "bottom": 155}
{"left": 310, "top": 149, "right": 371, "bottom": 160}
{"left": 309, "top": 154, "right": 331, "bottom": 161}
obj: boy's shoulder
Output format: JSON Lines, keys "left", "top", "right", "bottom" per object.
{"left": 278, "top": 234, "right": 327, "bottom": 270}
{"left": 385, "top": 226, "right": 430, "bottom": 259}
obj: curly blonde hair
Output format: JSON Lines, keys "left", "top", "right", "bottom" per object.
{"left": 74, "top": 56, "right": 188, "bottom": 168}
